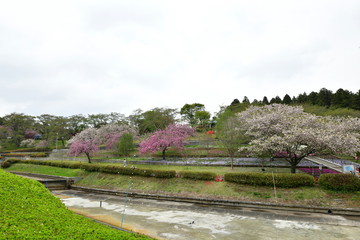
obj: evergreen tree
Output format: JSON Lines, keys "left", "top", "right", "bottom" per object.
{"left": 262, "top": 96, "right": 269, "bottom": 105}
{"left": 242, "top": 96, "right": 250, "bottom": 104}
{"left": 283, "top": 94, "right": 292, "bottom": 104}
{"left": 307, "top": 91, "right": 318, "bottom": 105}
{"left": 230, "top": 99, "right": 240, "bottom": 106}
{"left": 296, "top": 92, "right": 308, "bottom": 103}
{"left": 352, "top": 90, "right": 360, "bottom": 110}
{"left": 270, "top": 96, "right": 282, "bottom": 104}
{"left": 318, "top": 88, "right": 332, "bottom": 107}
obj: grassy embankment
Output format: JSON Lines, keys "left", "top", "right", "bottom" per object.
{"left": 0, "top": 169, "right": 153, "bottom": 240}
{"left": 6, "top": 163, "right": 360, "bottom": 208}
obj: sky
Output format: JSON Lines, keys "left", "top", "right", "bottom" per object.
{"left": 1, "top": 0, "right": 359, "bottom": 117}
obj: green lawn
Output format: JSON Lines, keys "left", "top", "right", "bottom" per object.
{"left": 0, "top": 169, "right": 152, "bottom": 239}
{"left": 130, "top": 164, "right": 297, "bottom": 175}
{"left": 7, "top": 163, "right": 85, "bottom": 177}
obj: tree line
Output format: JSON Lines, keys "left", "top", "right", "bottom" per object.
{"left": 231, "top": 88, "right": 360, "bottom": 110}
{"left": 0, "top": 104, "right": 213, "bottom": 150}
{"left": 1, "top": 87, "right": 359, "bottom": 152}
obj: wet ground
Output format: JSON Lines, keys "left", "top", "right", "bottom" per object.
{"left": 55, "top": 190, "right": 360, "bottom": 240}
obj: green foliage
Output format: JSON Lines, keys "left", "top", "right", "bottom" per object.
{"left": 129, "top": 108, "right": 177, "bottom": 134}
{"left": 7, "top": 147, "right": 51, "bottom": 152}
{"left": 2, "top": 159, "right": 176, "bottom": 179}
{"left": 0, "top": 169, "right": 152, "bottom": 239}
{"left": 178, "top": 171, "right": 216, "bottom": 180}
{"left": 224, "top": 172, "right": 314, "bottom": 188}
{"left": 302, "top": 104, "right": 360, "bottom": 117}
{"left": 118, "top": 133, "right": 134, "bottom": 157}
{"left": 0, "top": 160, "right": 12, "bottom": 168}
{"left": 1, "top": 113, "right": 36, "bottom": 147}
{"left": 319, "top": 173, "right": 360, "bottom": 192}
{"left": 7, "top": 163, "right": 84, "bottom": 177}
{"left": 2, "top": 152, "right": 48, "bottom": 158}
{"left": 180, "top": 103, "right": 206, "bottom": 126}
{"left": 1, "top": 158, "right": 21, "bottom": 168}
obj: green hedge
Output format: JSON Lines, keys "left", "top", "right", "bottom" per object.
{"left": 2, "top": 147, "right": 51, "bottom": 153}
{"left": 178, "top": 171, "right": 216, "bottom": 180}
{"left": 1, "top": 152, "right": 49, "bottom": 158}
{"left": 319, "top": 173, "right": 360, "bottom": 192}
{"left": 1, "top": 159, "right": 176, "bottom": 179}
{"left": 224, "top": 172, "right": 314, "bottom": 188}
{"left": 0, "top": 169, "right": 152, "bottom": 239}
{"left": 1, "top": 158, "right": 21, "bottom": 168}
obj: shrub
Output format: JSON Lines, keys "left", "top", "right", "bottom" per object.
{"left": 224, "top": 172, "right": 314, "bottom": 188}
{"left": 5, "top": 147, "right": 51, "bottom": 152}
{"left": 30, "top": 152, "right": 49, "bottom": 157}
{"left": 4, "top": 159, "right": 176, "bottom": 179}
{"left": 0, "top": 158, "right": 21, "bottom": 168}
{"left": 319, "top": 173, "right": 360, "bottom": 192}
{"left": 0, "top": 160, "right": 11, "bottom": 168}
{"left": 178, "top": 171, "right": 216, "bottom": 181}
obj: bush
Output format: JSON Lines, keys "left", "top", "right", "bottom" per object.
{"left": 4, "top": 159, "right": 176, "bottom": 179}
{"left": 178, "top": 171, "right": 216, "bottom": 180}
{"left": 4, "top": 147, "right": 51, "bottom": 152}
{"left": 319, "top": 173, "right": 360, "bottom": 192}
{"left": 0, "top": 158, "right": 21, "bottom": 168}
{"left": 0, "top": 160, "right": 11, "bottom": 168}
{"left": 30, "top": 152, "right": 49, "bottom": 157}
{"left": 224, "top": 172, "right": 314, "bottom": 188}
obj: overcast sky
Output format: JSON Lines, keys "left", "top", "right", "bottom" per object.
{"left": 1, "top": 0, "right": 359, "bottom": 117}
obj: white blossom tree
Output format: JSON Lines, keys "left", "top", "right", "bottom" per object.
{"left": 237, "top": 104, "right": 360, "bottom": 173}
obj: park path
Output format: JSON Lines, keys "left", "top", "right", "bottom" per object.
{"left": 304, "top": 156, "right": 344, "bottom": 173}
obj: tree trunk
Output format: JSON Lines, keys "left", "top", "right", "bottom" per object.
{"left": 290, "top": 163, "right": 296, "bottom": 173}
{"left": 230, "top": 154, "right": 234, "bottom": 169}
{"left": 86, "top": 152, "right": 92, "bottom": 163}
{"left": 162, "top": 149, "right": 166, "bottom": 160}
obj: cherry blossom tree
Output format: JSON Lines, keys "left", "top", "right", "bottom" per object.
{"left": 139, "top": 124, "right": 195, "bottom": 160}
{"left": 237, "top": 104, "right": 360, "bottom": 173}
{"left": 68, "top": 128, "right": 99, "bottom": 163}
{"left": 97, "top": 124, "right": 137, "bottom": 149}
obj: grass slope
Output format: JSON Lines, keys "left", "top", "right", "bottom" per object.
{"left": 0, "top": 169, "right": 152, "bottom": 240}
{"left": 4, "top": 164, "right": 360, "bottom": 208}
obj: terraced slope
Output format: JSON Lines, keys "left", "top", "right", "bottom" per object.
{"left": 0, "top": 169, "right": 152, "bottom": 240}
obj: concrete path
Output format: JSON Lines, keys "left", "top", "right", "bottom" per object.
{"left": 304, "top": 156, "right": 344, "bottom": 173}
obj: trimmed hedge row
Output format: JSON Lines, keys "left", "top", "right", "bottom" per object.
{"left": 1, "top": 159, "right": 176, "bottom": 179}
{"left": 319, "top": 173, "right": 360, "bottom": 192}
{"left": 2, "top": 147, "right": 51, "bottom": 153}
{"left": 224, "top": 172, "right": 315, "bottom": 188}
{"left": 2, "top": 152, "right": 49, "bottom": 157}
{"left": 178, "top": 171, "right": 216, "bottom": 180}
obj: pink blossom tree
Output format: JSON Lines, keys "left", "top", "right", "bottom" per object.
{"left": 97, "top": 124, "right": 137, "bottom": 149}
{"left": 139, "top": 124, "right": 195, "bottom": 160}
{"left": 68, "top": 128, "right": 99, "bottom": 163}
{"left": 237, "top": 104, "right": 360, "bottom": 173}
